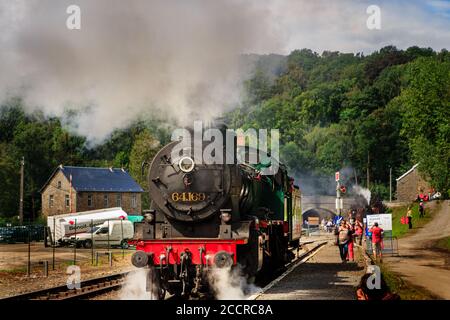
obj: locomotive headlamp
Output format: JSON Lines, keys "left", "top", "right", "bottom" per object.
{"left": 220, "top": 209, "right": 232, "bottom": 223}
{"left": 143, "top": 210, "right": 156, "bottom": 223}
{"left": 179, "top": 156, "right": 195, "bottom": 173}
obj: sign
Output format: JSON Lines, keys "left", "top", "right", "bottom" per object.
{"left": 366, "top": 214, "right": 392, "bottom": 231}
{"left": 333, "top": 215, "right": 343, "bottom": 226}
{"left": 335, "top": 198, "right": 343, "bottom": 210}
{"left": 307, "top": 217, "right": 320, "bottom": 225}
{"left": 335, "top": 171, "right": 340, "bottom": 182}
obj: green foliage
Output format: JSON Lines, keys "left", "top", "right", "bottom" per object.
{"left": 228, "top": 46, "right": 450, "bottom": 197}
{"left": 400, "top": 57, "right": 450, "bottom": 197}
{"left": 0, "top": 102, "right": 170, "bottom": 220}
{"left": 129, "top": 129, "right": 160, "bottom": 209}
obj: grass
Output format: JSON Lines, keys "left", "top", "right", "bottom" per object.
{"left": 433, "top": 236, "right": 450, "bottom": 252}
{"left": 380, "top": 264, "right": 439, "bottom": 300}
{"left": 0, "top": 267, "right": 27, "bottom": 274}
{"left": 389, "top": 201, "right": 439, "bottom": 238}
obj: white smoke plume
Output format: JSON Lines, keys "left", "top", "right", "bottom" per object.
{"left": 208, "top": 266, "right": 260, "bottom": 300}
{"left": 0, "top": 0, "right": 281, "bottom": 142}
{"left": 119, "top": 268, "right": 158, "bottom": 300}
{"left": 353, "top": 185, "right": 371, "bottom": 206}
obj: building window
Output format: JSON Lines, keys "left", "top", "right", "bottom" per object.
{"left": 116, "top": 194, "right": 122, "bottom": 207}
{"left": 88, "top": 194, "right": 93, "bottom": 207}
{"left": 131, "top": 194, "right": 137, "bottom": 208}
{"left": 103, "top": 194, "right": 109, "bottom": 207}
{"left": 57, "top": 181, "right": 61, "bottom": 189}
{"left": 65, "top": 194, "right": 70, "bottom": 208}
{"left": 49, "top": 195, "right": 54, "bottom": 208}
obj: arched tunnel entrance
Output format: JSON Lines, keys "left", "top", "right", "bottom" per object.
{"left": 302, "top": 208, "right": 336, "bottom": 225}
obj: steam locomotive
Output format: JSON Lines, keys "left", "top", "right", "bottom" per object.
{"left": 129, "top": 128, "right": 302, "bottom": 299}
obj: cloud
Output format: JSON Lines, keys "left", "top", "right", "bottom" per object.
{"left": 265, "top": 0, "right": 450, "bottom": 54}
{"left": 0, "top": 0, "right": 448, "bottom": 142}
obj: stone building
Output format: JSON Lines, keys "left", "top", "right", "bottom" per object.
{"left": 40, "top": 165, "right": 144, "bottom": 217}
{"left": 396, "top": 163, "right": 432, "bottom": 202}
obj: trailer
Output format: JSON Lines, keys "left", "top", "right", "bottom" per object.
{"left": 47, "top": 207, "right": 128, "bottom": 245}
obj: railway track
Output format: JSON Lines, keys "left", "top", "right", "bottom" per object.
{"left": 0, "top": 271, "right": 131, "bottom": 300}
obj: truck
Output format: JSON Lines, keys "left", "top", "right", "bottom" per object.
{"left": 47, "top": 207, "right": 128, "bottom": 246}
{"left": 63, "top": 220, "right": 134, "bottom": 249}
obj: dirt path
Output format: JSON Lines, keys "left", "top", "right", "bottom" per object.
{"left": 384, "top": 200, "right": 450, "bottom": 299}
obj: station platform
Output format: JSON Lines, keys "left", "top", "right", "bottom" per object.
{"left": 256, "top": 242, "right": 366, "bottom": 300}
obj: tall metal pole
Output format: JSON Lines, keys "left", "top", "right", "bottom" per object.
{"left": 121, "top": 218, "right": 124, "bottom": 258}
{"left": 336, "top": 170, "right": 342, "bottom": 217}
{"left": 91, "top": 219, "right": 94, "bottom": 265}
{"left": 19, "top": 156, "right": 24, "bottom": 225}
{"left": 73, "top": 219, "right": 77, "bottom": 265}
{"left": 107, "top": 219, "right": 110, "bottom": 252}
{"left": 27, "top": 227, "right": 31, "bottom": 277}
{"left": 52, "top": 218, "right": 56, "bottom": 270}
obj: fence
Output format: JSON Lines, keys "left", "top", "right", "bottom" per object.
{"left": 365, "top": 235, "right": 399, "bottom": 256}
{"left": 302, "top": 224, "right": 321, "bottom": 236}
{"left": 0, "top": 219, "right": 137, "bottom": 277}
{"left": 0, "top": 225, "right": 45, "bottom": 243}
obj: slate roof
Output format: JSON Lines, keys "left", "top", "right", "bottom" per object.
{"left": 41, "top": 166, "right": 144, "bottom": 193}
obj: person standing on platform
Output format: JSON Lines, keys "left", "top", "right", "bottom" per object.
{"left": 369, "top": 222, "right": 384, "bottom": 262}
{"left": 337, "top": 220, "right": 351, "bottom": 263}
{"left": 347, "top": 220, "right": 355, "bottom": 262}
{"left": 355, "top": 219, "right": 363, "bottom": 245}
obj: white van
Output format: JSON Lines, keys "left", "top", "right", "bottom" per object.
{"left": 64, "top": 220, "right": 134, "bottom": 249}
{"left": 47, "top": 207, "right": 128, "bottom": 245}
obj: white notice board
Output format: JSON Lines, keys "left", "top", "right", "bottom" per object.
{"left": 366, "top": 214, "right": 392, "bottom": 231}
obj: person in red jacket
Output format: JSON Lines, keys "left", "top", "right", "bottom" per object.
{"left": 369, "top": 222, "right": 384, "bottom": 262}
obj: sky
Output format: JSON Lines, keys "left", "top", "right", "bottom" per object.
{"left": 0, "top": 0, "right": 448, "bottom": 141}
{"left": 266, "top": 0, "right": 450, "bottom": 54}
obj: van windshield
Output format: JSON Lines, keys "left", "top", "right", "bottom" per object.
{"left": 96, "top": 227, "right": 109, "bottom": 234}
{"left": 88, "top": 226, "right": 100, "bottom": 233}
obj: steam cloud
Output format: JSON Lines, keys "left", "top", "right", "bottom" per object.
{"left": 1, "top": 0, "right": 448, "bottom": 142}
{"left": 119, "top": 268, "right": 158, "bottom": 300}
{"left": 0, "top": 0, "right": 281, "bottom": 142}
{"left": 208, "top": 266, "right": 260, "bottom": 300}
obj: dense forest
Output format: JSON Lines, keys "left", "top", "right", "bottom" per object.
{"left": 0, "top": 45, "right": 449, "bottom": 221}
{"left": 228, "top": 46, "right": 449, "bottom": 197}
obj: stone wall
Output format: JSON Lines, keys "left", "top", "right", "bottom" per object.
{"left": 41, "top": 170, "right": 77, "bottom": 217}
{"left": 396, "top": 168, "right": 431, "bottom": 202}
{"left": 76, "top": 192, "right": 141, "bottom": 215}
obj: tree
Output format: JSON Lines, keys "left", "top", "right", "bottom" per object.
{"left": 0, "top": 144, "right": 19, "bottom": 217}
{"left": 129, "top": 130, "right": 160, "bottom": 209}
{"left": 400, "top": 57, "right": 450, "bottom": 196}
